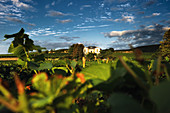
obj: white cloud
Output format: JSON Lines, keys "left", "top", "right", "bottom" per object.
{"left": 117, "top": 3, "right": 131, "bottom": 7}
{"left": 11, "top": 0, "right": 34, "bottom": 10}
{"left": 56, "top": 19, "right": 72, "bottom": 23}
{"left": 80, "top": 5, "right": 91, "bottom": 10}
{"left": 105, "top": 12, "right": 112, "bottom": 16}
{"left": 0, "top": 39, "right": 13, "bottom": 54}
{"left": 143, "top": 13, "right": 161, "bottom": 18}
{"left": 0, "top": 3, "right": 21, "bottom": 13}
{"left": 26, "top": 28, "right": 58, "bottom": 36}
{"left": 27, "top": 28, "right": 71, "bottom": 37}
{"left": 51, "top": 1, "right": 55, "bottom": 6}
{"left": 104, "top": 30, "right": 136, "bottom": 37}
{"left": 76, "top": 26, "right": 96, "bottom": 29}
{"left": 98, "top": 24, "right": 110, "bottom": 27}
{"left": 46, "top": 10, "right": 73, "bottom": 17}
{"left": 104, "top": 0, "right": 128, "bottom": 4}
{"left": 74, "top": 24, "right": 109, "bottom": 30}
{"left": 67, "top": 2, "right": 73, "bottom": 7}
{"left": 104, "top": 24, "right": 170, "bottom": 49}
{"left": 113, "top": 13, "right": 135, "bottom": 23}
{"left": 122, "top": 14, "right": 135, "bottom": 23}
{"left": 5, "top": 16, "right": 35, "bottom": 26}
{"left": 45, "top": 4, "right": 49, "bottom": 8}
{"left": 152, "top": 13, "right": 160, "bottom": 16}
{"left": 0, "top": 0, "right": 9, "bottom": 2}
{"left": 59, "top": 36, "right": 80, "bottom": 41}
{"left": 34, "top": 40, "right": 73, "bottom": 50}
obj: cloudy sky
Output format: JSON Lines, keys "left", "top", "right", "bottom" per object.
{"left": 0, "top": 0, "right": 170, "bottom": 54}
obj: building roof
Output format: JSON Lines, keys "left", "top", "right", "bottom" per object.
{"left": 86, "top": 46, "right": 97, "bottom": 49}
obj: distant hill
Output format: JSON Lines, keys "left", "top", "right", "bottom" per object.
{"left": 134, "top": 44, "right": 160, "bottom": 52}
{"left": 115, "top": 44, "right": 160, "bottom": 53}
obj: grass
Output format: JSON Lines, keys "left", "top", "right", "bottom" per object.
{"left": 112, "top": 52, "right": 153, "bottom": 60}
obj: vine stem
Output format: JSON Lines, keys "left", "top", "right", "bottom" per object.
{"left": 163, "top": 64, "right": 169, "bottom": 81}
{"left": 0, "top": 97, "right": 19, "bottom": 112}
{"left": 119, "top": 56, "right": 148, "bottom": 92}
{"left": 155, "top": 56, "right": 161, "bottom": 85}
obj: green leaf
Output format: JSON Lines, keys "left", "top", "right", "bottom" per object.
{"left": 25, "top": 38, "right": 34, "bottom": 51}
{"left": 149, "top": 81, "right": 170, "bottom": 113}
{"left": 34, "top": 54, "right": 45, "bottom": 62}
{"left": 12, "top": 37, "right": 24, "bottom": 47}
{"left": 17, "top": 59, "right": 26, "bottom": 67}
{"left": 32, "top": 73, "right": 51, "bottom": 95}
{"left": 81, "top": 64, "right": 111, "bottom": 86}
{"left": 31, "top": 96, "right": 54, "bottom": 108}
{"left": 4, "top": 28, "right": 25, "bottom": 39}
{"left": 93, "top": 67, "right": 127, "bottom": 92}
{"left": 51, "top": 77, "right": 64, "bottom": 94}
{"left": 8, "top": 43, "right": 15, "bottom": 53}
{"left": 108, "top": 93, "right": 148, "bottom": 113}
{"left": 152, "top": 59, "right": 158, "bottom": 72}
{"left": 70, "top": 60, "right": 77, "bottom": 69}
{"left": 55, "top": 96, "right": 73, "bottom": 109}
{"left": 52, "top": 67, "right": 68, "bottom": 76}
{"left": 110, "top": 67, "right": 127, "bottom": 81}
{"left": 10, "top": 45, "right": 26, "bottom": 58}
{"left": 38, "top": 62, "right": 53, "bottom": 70}
{"left": 28, "top": 61, "right": 40, "bottom": 70}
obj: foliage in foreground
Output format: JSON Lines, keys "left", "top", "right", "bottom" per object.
{"left": 0, "top": 28, "right": 170, "bottom": 113}
{"left": 0, "top": 55, "right": 170, "bottom": 113}
{"left": 159, "top": 29, "right": 170, "bottom": 59}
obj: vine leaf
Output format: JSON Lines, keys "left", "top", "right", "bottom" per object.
{"left": 81, "top": 64, "right": 111, "bottom": 86}
{"left": 149, "top": 81, "right": 170, "bottom": 113}
{"left": 108, "top": 93, "right": 148, "bottom": 113}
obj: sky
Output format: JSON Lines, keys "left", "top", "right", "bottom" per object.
{"left": 0, "top": 0, "right": 170, "bottom": 54}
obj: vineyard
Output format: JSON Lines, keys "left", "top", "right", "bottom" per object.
{"left": 0, "top": 29, "right": 170, "bottom": 113}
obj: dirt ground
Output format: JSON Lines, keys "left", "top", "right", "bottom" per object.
{"left": 0, "top": 58, "right": 18, "bottom": 61}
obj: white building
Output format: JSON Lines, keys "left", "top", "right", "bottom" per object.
{"left": 83, "top": 46, "right": 101, "bottom": 55}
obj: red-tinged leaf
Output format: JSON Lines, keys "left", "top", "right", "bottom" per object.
{"left": 32, "top": 72, "right": 48, "bottom": 84}
{"left": 25, "top": 85, "right": 31, "bottom": 90}
{"left": 76, "top": 73, "right": 85, "bottom": 83}
{"left": 14, "top": 74, "right": 25, "bottom": 95}
{"left": 31, "top": 73, "right": 51, "bottom": 95}
{"left": 57, "top": 75, "right": 63, "bottom": 79}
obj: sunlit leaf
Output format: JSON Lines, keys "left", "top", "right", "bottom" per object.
{"left": 52, "top": 67, "right": 68, "bottom": 76}
{"left": 8, "top": 43, "right": 14, "bottom": 53}
{"left": 17, "top": 59, "right": 26, "bottom": 67}
{"left": 38, "top": 62, "right": 53, "bottom": 70}
{"left": 31, "top": 96, "right": 54, "bottom": 108}
{"left": 70, "top": 60, "right": 77, "bottom": 69}
{"left": 32, "top": 73, "right": 51, "bottom": 95}
{"left": 81, "top": 64, "right": 111, "bottom": 86}
{"left": 10, "top": 45, "right": 25, "bottom": 57}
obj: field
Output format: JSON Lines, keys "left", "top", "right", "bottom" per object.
{"left": 0, "top": 29, "right": 170, "bottom": 113}
{"left": 0, "top": 50, "right": 170, "bottom": 113}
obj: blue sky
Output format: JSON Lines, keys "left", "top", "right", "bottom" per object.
{"left": 0, "top": 0, "right": 170, "bottom": 54}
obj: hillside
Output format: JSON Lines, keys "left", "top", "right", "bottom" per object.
{"left": 134, "top": 44, "right": 160, "bottom": 52}
{"left": 115, "top": 44, "right": 160, "bottom": 53}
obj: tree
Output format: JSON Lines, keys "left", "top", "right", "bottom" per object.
{"left": 68, "top": 44, "right": 74, "bottom": 55}
{"left": 68, "top": 43, "right": 84, "bottom": 60}
{"left": 98, "top": 48, "right": 115, "bottom": 59}
{"left": 159, "top": 29, "right": 170, "bottom": 58}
